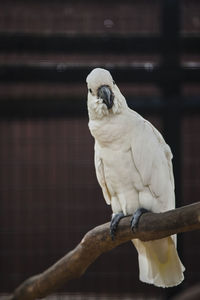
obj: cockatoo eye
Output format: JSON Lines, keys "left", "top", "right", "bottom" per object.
{"left": 89, "top": 88, "right": 92, "bottom": 94}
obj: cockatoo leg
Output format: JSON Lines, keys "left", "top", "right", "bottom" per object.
{"left": 110, "top": 212, "right": 125, "bottom": 240}
{"left": 130, "top": 208, "right": 149, "bottom": 231}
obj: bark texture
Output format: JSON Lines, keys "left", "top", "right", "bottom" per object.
{"left": 8, "top": 202, "right": 200, "bottom": 300}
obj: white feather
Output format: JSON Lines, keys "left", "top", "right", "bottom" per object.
{"left": 87, "top": 68, "right": 185, "bottom": 288}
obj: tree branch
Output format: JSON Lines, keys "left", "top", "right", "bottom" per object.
{"left": 8, "top": 202, "right": 200, "bottom": 300}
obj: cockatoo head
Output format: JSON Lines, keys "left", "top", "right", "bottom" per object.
{"left": 86, "top": 68, "right": 126, "bottom": 120}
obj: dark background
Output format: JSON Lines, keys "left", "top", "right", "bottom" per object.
{"left": 0, "top": 0, "right": 200, "bottom": 299}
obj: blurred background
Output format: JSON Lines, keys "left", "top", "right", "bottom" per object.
{"left": 0, "top": 0, "right": 200, "bottom": 299}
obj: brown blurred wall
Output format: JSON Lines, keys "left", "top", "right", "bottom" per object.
{"left": 0, "top": 1, "right": 200, "bottom": 298}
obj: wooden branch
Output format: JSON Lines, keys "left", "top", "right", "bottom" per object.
{"left": 8, "top": 202, "right": 200, "bottom": 300}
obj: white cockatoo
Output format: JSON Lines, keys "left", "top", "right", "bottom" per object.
{"left": 86, "top": 68, "right": 185, "bottom": 288}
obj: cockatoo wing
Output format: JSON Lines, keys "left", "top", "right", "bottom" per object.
{"left": 94, "top": 141, "right": 111, "bottom": 205}
{"left": 131, "top": 116, "right": 175, "bottom": 212}
{"left": 130, "top": 116, "right": 184, "bottom": 287}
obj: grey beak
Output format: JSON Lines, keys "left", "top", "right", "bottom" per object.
{"left": 97, "top": 85, "right": 114, "bottom": 109}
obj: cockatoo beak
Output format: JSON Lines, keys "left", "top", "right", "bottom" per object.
{"left": 98, "top": 85, "right": 114, "bottom": 109}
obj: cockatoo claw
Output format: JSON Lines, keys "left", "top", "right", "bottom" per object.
{"left": 130, "top": 208, "right": 149, "bottom": 231}
{"left": 110, "top": 212, "right": 125, "bottom": 240}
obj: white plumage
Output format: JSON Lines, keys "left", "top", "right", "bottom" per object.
{"left": 86, "top": 68, "right": 185, "bottom": 288}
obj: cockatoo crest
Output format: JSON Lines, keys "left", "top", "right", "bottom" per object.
{"left": 86, "top": 68, "right": 126, "bottom": 120}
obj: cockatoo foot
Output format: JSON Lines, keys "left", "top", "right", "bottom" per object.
{"left": 130, "top": 208, "right": 149, "bottom": 231}
{"left": 110, "top": 212, "right": 125, "bottom": 240}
